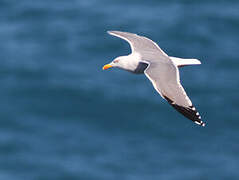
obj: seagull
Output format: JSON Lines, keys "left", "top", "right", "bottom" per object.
{"left": 103, "top": 31, "right": 205, "bottom": 126}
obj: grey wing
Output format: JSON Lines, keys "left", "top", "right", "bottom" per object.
{"left": 108, "top": 31, "right": 171, "bottom": 63}
{"left": 144, "top": 62, "right": 205, "bottom": 126}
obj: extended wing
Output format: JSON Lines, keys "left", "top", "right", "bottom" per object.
{"left": 144, "top": 62, "right": 205, "bottom": 126}
{"left": 108, "top": 31, "right": 171, "bottom": 63}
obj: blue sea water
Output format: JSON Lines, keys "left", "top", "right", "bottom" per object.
{"left": 0, "top": 0, "right": 239, "bottom": 179}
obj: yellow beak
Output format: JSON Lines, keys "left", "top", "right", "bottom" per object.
{"left": 102, "top": 64, "right": 113, "bottom": 70}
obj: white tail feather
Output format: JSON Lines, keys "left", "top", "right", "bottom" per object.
{"left": 170, "top": 56, "right": 201, "bottom": 67}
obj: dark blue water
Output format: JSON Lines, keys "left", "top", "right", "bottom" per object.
{"left": 1, "top": 0, "right": 239, "bottom": 179}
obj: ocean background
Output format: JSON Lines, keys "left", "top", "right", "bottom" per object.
{"left": 1, "top": 0, "right": 239, "bottom": 179}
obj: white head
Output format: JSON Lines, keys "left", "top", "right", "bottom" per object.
{"left": 102, "top": 55, "right": 130, "bottom": 71}
{"left": 103, "top": 54, "right": 140, "bottom": 72}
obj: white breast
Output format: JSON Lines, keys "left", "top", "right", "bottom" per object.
{"left": 121, "top": 53, "right": 142, "bottom": 72}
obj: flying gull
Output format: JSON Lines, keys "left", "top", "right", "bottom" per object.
{"left": 103, "top": 31, "right": 205, "bottom": 126}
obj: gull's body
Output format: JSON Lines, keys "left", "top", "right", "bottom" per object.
{"left": 103, "top": 31, "right": 205, "bottom": 126}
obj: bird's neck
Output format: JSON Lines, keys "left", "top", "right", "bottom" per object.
{"left": 119, "top": 54, "right": 141, "bottom": 73}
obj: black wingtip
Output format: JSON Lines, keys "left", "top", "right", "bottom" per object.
{"left": 163, "top": 96, "right": 205, "bottom": 127}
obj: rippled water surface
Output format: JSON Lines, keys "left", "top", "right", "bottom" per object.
{"left": 0, "top": 0, "right": 239, "bottom": 179}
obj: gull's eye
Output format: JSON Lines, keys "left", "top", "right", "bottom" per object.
{"left": 113, "top": 60, "right": 119, "bottom": 63}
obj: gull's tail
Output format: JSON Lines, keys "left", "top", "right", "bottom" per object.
{"left": 170, "top": 57, "right": 201, "bottom": 67}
